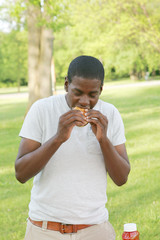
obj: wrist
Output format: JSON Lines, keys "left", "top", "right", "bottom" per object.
{"left": 99, "top": 135, "right": 109, "bottom": 145}
{"left": 53, "top": 134, "right": 65, "bottom": 145}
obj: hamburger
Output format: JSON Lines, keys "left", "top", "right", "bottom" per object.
{"left": 73, "top": 106, "right": 88, "bottom": 127}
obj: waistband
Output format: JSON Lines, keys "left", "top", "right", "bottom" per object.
{"left": 29, "top": 217, "right": 94, "bottom": 234}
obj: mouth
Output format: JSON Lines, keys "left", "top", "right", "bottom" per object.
{"left": 73, "top": 106, "right": 88, "bottom": 113}
{"left": 74, "top": 106, "right": 90, "bottom": 110}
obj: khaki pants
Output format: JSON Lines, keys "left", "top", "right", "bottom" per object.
{"left": 24, "top": 219, "right": 116, "bottom": 240}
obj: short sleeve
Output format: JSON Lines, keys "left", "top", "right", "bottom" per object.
{"left": 19, "top": 101, "right": 42, "bottom": 143}
{"left": 111, "top": 107, "right": 126, "bottom": 146}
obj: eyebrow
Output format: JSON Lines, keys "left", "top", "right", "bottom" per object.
{"left": 72, "top": 88, "right": 82, "bottom": 93}
{"left": 73, "top": 88, "right": 99, "bottom": 94}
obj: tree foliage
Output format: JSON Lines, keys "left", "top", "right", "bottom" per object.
{"left": 0, "top": 0, "right": 160, "bottom": 89}
{"left": 54, "top": 0, "right": 160, "bottom": 81}
{"left": 0, "top": 30, "right": 27, "bottom": 88}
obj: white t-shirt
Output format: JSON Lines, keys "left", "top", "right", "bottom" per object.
{"left": 19, "top": 94, "right": 126, "bottom": 224}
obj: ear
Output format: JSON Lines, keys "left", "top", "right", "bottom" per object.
{"left": 99, "top": 85, "right": 103, "bottom": 95}
{"left": 64, "top": 76, "right": 69, "bottom": 92}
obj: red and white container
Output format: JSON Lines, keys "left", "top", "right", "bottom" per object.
{"left": 122, "top": 223, "right": 140, "bottom": 240}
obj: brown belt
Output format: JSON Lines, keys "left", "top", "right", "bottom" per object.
{"left": 29, "top": 218, "right": 93, "bottom": 234}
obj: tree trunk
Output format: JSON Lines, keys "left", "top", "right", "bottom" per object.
{"left": 38, "top": 27, "right": 54, "bottom": 98}
{"left": 130, "top": 68, "right": 138, "bottom": 81}
{"left": 27, "top": 4, "right": 54, "bottom": 110}
{"left": 51, "top": 57, "right": 56, "bottom": 95}
{"left": 27, "top": 4, "right": 41, "bottom": 109}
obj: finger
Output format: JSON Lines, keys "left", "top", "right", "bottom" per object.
{"left": 60, "top": 114, "right": 87, "bottom": 127}
{"left": 86, "top": 110, "right": 105, "bottom": 118}
{"left": 60, "top": 110, "right": 86, "bottom": 122}
{"left": 86, "top": 110, "right": 108, "bottom": 125}
{"left": 87, "top": 117, "right": 102, "bottom": 126}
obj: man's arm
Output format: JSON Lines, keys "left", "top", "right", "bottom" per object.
{"left": 15, "top": 109, "right": 87, "bottom": 183}
{"left": 15, "top": 136, "right": 62, "bottom": 183}
{"left": 86, "top": 110, "right": 130, "bottom": 186}
{"left": 99, "top": 140, "right": 130, "bottom": 186}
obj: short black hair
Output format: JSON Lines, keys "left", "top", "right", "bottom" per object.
{"left": 67, "top": 55, "right": 104, "bottom": 85}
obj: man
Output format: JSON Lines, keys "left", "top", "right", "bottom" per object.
{"left": 15, "top": 55, "right": 130, "bottom": 240}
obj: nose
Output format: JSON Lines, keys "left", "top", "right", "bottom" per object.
{"left": 79, "top": 95, "right": 90, "bottom": 107}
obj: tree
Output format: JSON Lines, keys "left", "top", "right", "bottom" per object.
{"left": 2, "top": 0, "right": 71, "bottom": 109}
{"left": 27, "top": 2, "right": 53, "bottom": 107}
{"left": 54, "top": 0, "right": 160, "bottom": 81}
{"left": 99, "top": 0, "right": 160, "bottom": 78}
{"left": 1, "top": 0, "right": 160, "bottom": 96}
{"left": 0, "top": 30, "right": 27, "bottom": 88}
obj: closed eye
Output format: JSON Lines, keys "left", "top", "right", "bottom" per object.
{"left": 89, "top": 92, "right": 99, "bottom": 98}
{"left": 72, "top": 89, "right": 83, "bottom": 96}
{"left": 74, "top": 91, "right": 82, "bottom": 96}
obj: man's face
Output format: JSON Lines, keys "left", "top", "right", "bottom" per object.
{"left": 65, "top": 76, "right": 103, "bottom": 109}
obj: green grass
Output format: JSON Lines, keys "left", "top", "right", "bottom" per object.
{"left": 101, "top": 85, "right": 160, "bottom": 239}
{"left": 0, "top": 97, "right": 32, "bottom": 240}
{"left": 0, "top": 84, "right": 160, "bottom": 239}
{"left": 0, "top": 86, "right": 28, "bottom": 94}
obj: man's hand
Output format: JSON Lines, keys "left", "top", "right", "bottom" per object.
{"left": 86, "top": 110, "right": 108, "bottom": 142}
{"left": 56, "top": 110, "right": 87, "bottom": 142}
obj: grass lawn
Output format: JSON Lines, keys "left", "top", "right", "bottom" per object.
{"left": 0, "top": 86, "right": 28, "bottom": 94}
{"left": 101, "top": 85, "right": 160, "bottom": 239}
{"left": 0, "top": 84, "right": 160, "bottom": 239}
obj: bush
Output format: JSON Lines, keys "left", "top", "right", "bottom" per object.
{"left": 0, "top": 78, "right": 28, "bottom": 87}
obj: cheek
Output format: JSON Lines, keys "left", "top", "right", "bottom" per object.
{"left": 68, "top": 94, "right": 79, "bottom": 106}
{"left": 90, "top": 98, "right": 99, "bottom": 108}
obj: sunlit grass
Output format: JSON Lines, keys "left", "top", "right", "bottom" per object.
{"left": 101, "top": 85, "right": 160, "bottom": 239}
{"left": 0, "top": 84, "right": 160, "bottom": 239}
{"left": 0, "top": 86, "right": 28, "bottom": 94}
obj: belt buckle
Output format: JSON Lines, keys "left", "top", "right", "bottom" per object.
{"left": 60, "top": 223, "right": 67, "bottom": 234}
{"left": 60, "top": 223, "right": 77, "bottom": 234}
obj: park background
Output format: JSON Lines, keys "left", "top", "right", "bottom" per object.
{"left": 0, "top": 0, "right": 160, "bottom": 239}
